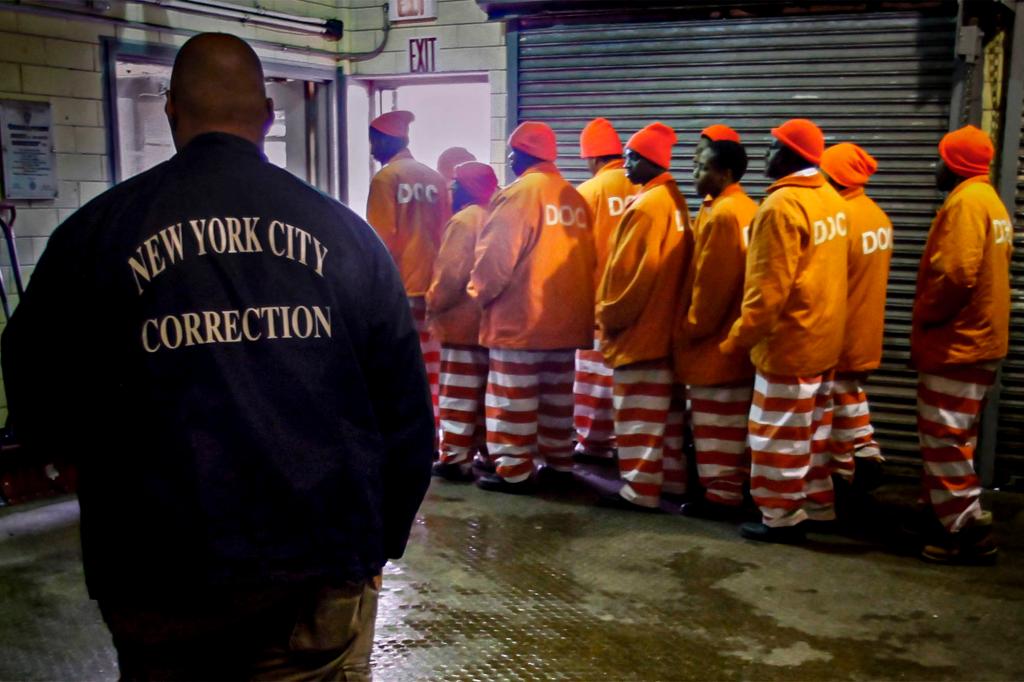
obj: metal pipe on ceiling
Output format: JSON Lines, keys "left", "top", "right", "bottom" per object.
{"left": 0, "top": 0, "right": 392, "bottom": 61}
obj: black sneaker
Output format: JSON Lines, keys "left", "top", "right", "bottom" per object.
{"left": 679, "top": 498, "right": 747, "bottom": 521}
{"left": 475, "top": 473, "right": 536, "bottom": 495}
{"left": 852, "top": 457, "right": 884, "bottom": 494}
{"left": 472, "top": 453, "right": 496, "bottom": 475}
{"left": 740, "top": 521, "right": 806, "bottom": 544}
{"left": 921, "top": 511, "right": 998, "bottom": 565}
{"left": 432, "top": 461, "right": 475, "bottom": 482}
{"left": 536, "top": 466, "right": 576, "bottom": 489}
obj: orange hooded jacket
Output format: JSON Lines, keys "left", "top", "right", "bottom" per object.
{"left": 426, "top": 203, "right": 487, "bottom": 346}
{"left": 366, "top": 149, "right": 452, "bottom": 297}
{"left": 837, "top": 187, "right": 893, "bottom": 373}
{"left": 468, "top": 162, "right": 596, "bottom": 350}
{"left": 674, "top": 183, "right": 758, "bottom": 386}
{"left": 721, "top": 171, "right": 849, "bottom": 376}
{"left": 597, "top": 172, "right": 692, "bottom": 368}
{"left": 911, "top": 176, "right": 1012, "bottom": 372}
{"left": 577, "top": 159, "right": 639, "bottom": 283}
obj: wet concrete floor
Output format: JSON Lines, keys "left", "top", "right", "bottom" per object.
{"left": 1, "top": 474, "right": 1023, "bottom": 681}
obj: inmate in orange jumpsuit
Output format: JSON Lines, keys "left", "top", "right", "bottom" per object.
{"left": 469, "top": 161, "right": 596, "bottom": 483}
{"left": 367, "top": 148, "right": 451, "bottom": 429}
{"left": 912, "top": 175, "right": 1011, "bottom": 533}
{"left": 427, "top": 203, "right": 490, "bottom": 470}
{"left": 674, "top": 182, "right": 757, "bottom": 506}
{"left": 722, "top": 169, "right": 849, "bottom": 528}
{"left": 829, "top": 185, "right": 892, "bottom": 480}
{"left": 597, "top": 172, "right": 691, "bottom": 508}
{"left": 574, "top": 159, "right": 639, "bottom": 456}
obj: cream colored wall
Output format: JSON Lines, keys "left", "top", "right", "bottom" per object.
{"left": 342, "top": 0, "right": 508, "bottom": 182}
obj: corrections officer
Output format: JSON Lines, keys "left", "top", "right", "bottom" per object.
{"left": 1, "top": 33, "right": 434, "bottom": 679}
{"left": 469, "top": 121, "right": 596, "bottom": 493}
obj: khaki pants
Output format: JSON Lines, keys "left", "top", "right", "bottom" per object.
{"left": 101, "top": 579, "right": 380, "bottom": 681}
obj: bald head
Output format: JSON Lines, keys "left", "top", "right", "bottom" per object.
{"left": 165, "top": 33, "right": 273, "bottom": 149}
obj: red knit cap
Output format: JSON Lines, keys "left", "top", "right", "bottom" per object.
{"left": 701, "top": 124, "right": 741, "bottom": 143}
{"left": 509, "top": 121, "right": 558, "bottom": 161}
{"left": 437, "top": 147, "right": 476, "bottom": 183}
{"left": 939, "top": 125, "right": 994, "bottom": 178}
{"left": 820, "top": 143, "right": 878, "bottom": 188}
{"left": 454, "top": 161, "right": 499, "bottom": 204}
{"left": 771, "top": 118, "right": 825, "bottom": 164}
{"left": 370, "top": 110, "right": 415, "bottom": 138}
{"left": 626, "top": 122, "right": 676, "bottom": 169}
{"left": 579, "top": 118, "right": 623, "bottom": 158}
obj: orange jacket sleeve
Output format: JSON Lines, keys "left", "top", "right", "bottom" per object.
{"left": 915, "top": 201, "right": 985, "bottom": 326}
{"left": 427, "top": 213, "right": 475, "bottom": 315}
{"left": 366, "top": 172, "right": 398, "bottom": 251}
{"left": 683, "top": 207, "right": 745, "bottom": 341}
{"left": 722, "top": 196, "right": 801, "bottom": 353}
{"left": 597, "top": 207, "right": 662, "bottom": 335}
{"left": 469, "top": 189, "right": 534, "bottom": 307}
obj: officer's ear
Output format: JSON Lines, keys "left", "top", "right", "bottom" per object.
{"left": 262, "top": 97, "right": 275, "bottom": 136}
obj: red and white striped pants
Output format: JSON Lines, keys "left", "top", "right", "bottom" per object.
{"left": 437, "top": 345, "right": 489, "bottom": 467}
{"left": 613, "top": 361, "right": 686, "bottom": 508}
{"left": 573, "top": 348, "right": 615, "bottom": 452}
{"left": 409, "top": 297, "right": 441, "bottom": 428}
{"left": 917, "top": 362, "right": 997, "bottom": 532}
{"left": 485, "top": 349, "right": 576, "bottom": 483}
{"left": 829, "top": 372, "right": 882, "bottom": 481}
{"left": 748, "top": 370, "right": 836, "bottom": 527}
{"left": 689, "top": 383, "right": 753, "bottom": 506}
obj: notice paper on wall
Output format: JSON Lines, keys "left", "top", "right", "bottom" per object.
{"left": 0, "top": 99, "right": 58, "bottom": 200}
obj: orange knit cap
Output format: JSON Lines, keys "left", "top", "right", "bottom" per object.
{"left": 579, "top": 117, "right": 623, "bottom": 158}
{"left": 437, "top": 147, "right": 476, "bottom": 183}
{"left": 370, "top": 110, "right": 415, "bottom": 138}
{"left": 939, "top": 125, "right": 993, "bottom": 178}
{"left": 509, "top": 121, "right": 558, "bottom": 161}
{"left": 626, "top": 122, "right": 677, "bottom": 170}
{"left": 701, "top": 124, "right": 741, "bottom": 143}
{"left": 820, "top": 143, "right": 878, "bottom": 188}
{"left": 772, "top": 118, "right": 825, "bottom": 164}
{"left": 454, "top": 161, "right": 499, "bottom": 204}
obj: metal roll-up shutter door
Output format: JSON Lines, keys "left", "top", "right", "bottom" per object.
{"left": 517, "top": 9, "right": 956, "bottom": 465}
{"left": 997, "top": 110, "right": 1024, "bottom": 476}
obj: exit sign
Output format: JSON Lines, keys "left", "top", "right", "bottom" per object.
{"left": 409, "top": 37, "right": 437, "bottom": 73}
{"left": 390, "top": 0, "right": 437, "bottom": 22}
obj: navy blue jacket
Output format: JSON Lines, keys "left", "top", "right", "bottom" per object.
{"left": 1, "top": 133, "right": 434, "bottom": 601}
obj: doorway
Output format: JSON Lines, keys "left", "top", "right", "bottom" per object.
{"left": 346, "top": 74, "right": 491, "bottom": 218}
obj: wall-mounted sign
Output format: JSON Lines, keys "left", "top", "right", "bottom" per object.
{"left": 409, "top": 37, "right": 438, "bottom": 73}
{"left": 0, "top": 100, "right": 58, "bottom": 200}
{"left": 390, "top": 0, "right": 437, "bottom": 22}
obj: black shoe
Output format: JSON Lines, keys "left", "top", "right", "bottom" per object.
{"left": 432, "top": 460, "right": 475, "bottom": 482}
{"left": 475, "top": 473, "right": 536, "bottom": 495}
{"left": 537, "top": 466, "right": 576, "bottom": 489}
{"left": 740, "top": 521, "right": 806, "bottom": 544}
{"left": 852, "top": 457, "right": 884, "bottom": 494}
{"left": 921, "top": 511, "right": 998, "bottom": 565}
{"left": 472, "top": 454, "right": 496, "bottom": 475}
{"left": 680, "top": 498, "right": 746, "bottom": 521}
{"left": 598, "top": 492, "right": 664, "bottom": 513}
{"left": 572, "top": 445, "right": 617, "bottom": 464}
